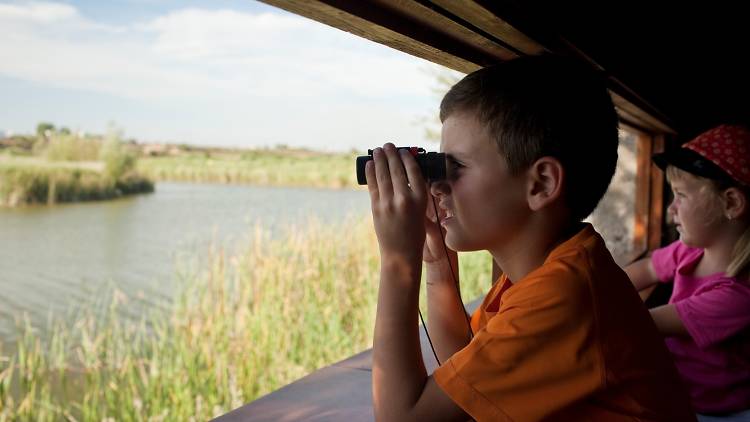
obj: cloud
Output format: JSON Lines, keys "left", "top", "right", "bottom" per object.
{"left": 0, "top": 1, "right": 452, "bottom": 149}
{"left": 0, "top": 3, "right": 439, "bottom": 100}
{"left": 0, "top": 1, "right": 77, "bottom": 23}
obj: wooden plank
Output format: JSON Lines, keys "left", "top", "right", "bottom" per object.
{"left": 374, "top": 0, "right": 520, "bottom": 60}
{"left": 427, "top": 0, "right": 545, "bottom": 55}
{"left": 214, "top": 364, "right": 374, "bottom": 422}
{"left": 259, "top": 0, "right": 485, "bottom": 73}
{"left": 632, "top": 126, "right": 652, "bottom": 262}
{"left": 259, "top": 1, "right": 676, "bottom": 137}
{"left": 611, "top": 92, "right": 675, "bottom": 134}
{"left": 216, "top": 299, "right": 482, "bottom": 421}
{"left": 648, "top": 134, "right": 666, "bottom": 251}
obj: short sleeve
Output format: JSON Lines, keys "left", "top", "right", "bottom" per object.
{"left": 673, "top": 279, "right": 750, "bottom": 348}
{"left": 651, "top": 241, "right": 693, "bottom": 283}
{"left": 432, "top": 263, "right": 602, "bottom": 421}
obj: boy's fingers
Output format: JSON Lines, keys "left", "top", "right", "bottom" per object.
{"left": 425, "top": 191, "right": 437, "bottom": 221}
{"left": 402, "top": 149, "right": 427, "bottom": 201}
{"left": 372, "top": 147, "right": 393, "bottom": 199}
{"left": 365, "top": 159, "right": 379, "bottom": 201}
{"left": 384, "top": 144, "right": 408, "bottom": 195}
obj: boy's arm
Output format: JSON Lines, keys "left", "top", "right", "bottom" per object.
{"left": 367, "top": 144, "right": 469, "bottom": 421}
{"left": 624, "top": 257, "right": 659, "bottom": 291}
{"left": 425, "top": 254, "right": 469, "bottom": 362}
{"left": 375, "top": 258, "right": 470, "bottom": 421}
{"left": 424, "top": 213, "right": 472, "bottom": 362}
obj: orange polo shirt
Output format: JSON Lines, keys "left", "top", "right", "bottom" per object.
{"left": 433, "top": 224, "right": 695, "bottom": 421}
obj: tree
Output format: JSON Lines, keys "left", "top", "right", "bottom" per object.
{"left": 416, "top": 66, "right": 464, "bottom": 144}
{"left": 100, "top": 122, "right": 135, "bottom": 180}
{"left": 36, "top": 122, "right": 55, "bottom": 137}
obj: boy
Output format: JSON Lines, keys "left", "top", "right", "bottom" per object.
{"left": 365, "top": 55, "right": 695, "bottom": 421}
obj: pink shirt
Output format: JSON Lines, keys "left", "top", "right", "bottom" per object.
{"left": 652, "top": 240, "right": 750, "bottom": 413}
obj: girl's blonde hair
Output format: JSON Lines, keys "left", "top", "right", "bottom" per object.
{"left": 666, "top": 165, "right": 750, "bottom": 278}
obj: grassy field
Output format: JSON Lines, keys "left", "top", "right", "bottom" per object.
{"left": 136, "top": 149, "right": 359, "bottom": 189}
{"left": 0, "top": 216, "right": 493, "bottom": 421}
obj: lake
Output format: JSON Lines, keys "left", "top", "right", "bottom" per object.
{"left": 0, "top": 182, "right": 370, "bottom": 341}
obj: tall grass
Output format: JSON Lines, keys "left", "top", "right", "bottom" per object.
{"left": 0, "top": 165, "right": 153, "bottom": 207}
{"left": 0, "top": 131, "right": 151, "bottom": 207}
{"left": 0, "top": 217, "right": 493, "bottom": 420}
{"left": 137, "top": 149, "right": 358, "bottom": 188}
{"left": 42, "top": 133, "right": 101, "bottom": 162}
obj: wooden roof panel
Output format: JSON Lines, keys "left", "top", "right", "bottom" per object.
{"left": 259, "top": 0, "right": 749, "bottom": 138}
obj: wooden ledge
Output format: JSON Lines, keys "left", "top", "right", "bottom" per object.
{"left": 215, "top": 300, "right": 481, "bottom": 421}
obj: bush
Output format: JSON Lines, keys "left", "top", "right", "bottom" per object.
{"left": 44, "top": 133, "right": 101, "bottom": 162}
{"left": 100, "top": 135, "right": 136, "bottom": 181}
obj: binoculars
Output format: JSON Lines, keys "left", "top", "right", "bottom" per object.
{"left": 355, "top": 147, "right": 446, "bottom": 185}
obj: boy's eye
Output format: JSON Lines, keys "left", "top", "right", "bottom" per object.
{"left": 447, "top": 158, "right": 464, "bottom": 178}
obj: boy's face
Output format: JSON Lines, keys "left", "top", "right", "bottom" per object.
{"left": 432, "top": 112, "right": 530, "bottom": 256}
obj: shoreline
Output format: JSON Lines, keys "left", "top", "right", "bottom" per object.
{"left": 0, "top": 164, "right": 154, "bottom": 207}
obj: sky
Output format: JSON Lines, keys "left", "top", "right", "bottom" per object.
{"left": 0, "top": 0, "right": 462, "bottom": 152}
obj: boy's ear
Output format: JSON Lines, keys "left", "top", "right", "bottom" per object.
{"left": 527, "top": 156, "right": 564, "bottom": 211}
{"left": 723, "top": 187, "right": 748, "bottom": 219}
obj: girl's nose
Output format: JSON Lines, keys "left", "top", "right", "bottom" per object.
{"left": 666, "top": 199, "right": 677, "bottom": 218}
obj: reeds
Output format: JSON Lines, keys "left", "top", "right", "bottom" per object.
{"left": 0, "top": 131, "right": 152, "bottom": 207}
{"left": 0, "top": 165, "right": 153, "bottom": 207}
{"left": 0, "top": 216, "right": 492, "bottom": 420}
{"left": 136, "top": 150, "right": 358, "bottom": 189}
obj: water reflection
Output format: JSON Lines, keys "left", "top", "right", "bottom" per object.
{"left": 0, "top": 182, "right": 369, "bottom": 340}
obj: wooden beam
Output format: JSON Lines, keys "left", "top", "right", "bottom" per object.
{"left": 426, "top": 0, "right": 545, "bottom": 55}
{"left": 258, "top": 0, "right": 505, "bottom": 73}
{"left": 648, "top": 134, "right": 666, "bottom": 251}
{"left": 611, "top": 92, "right": 675, "bottom": 134}
{"left": 632, "top": 126, "right": 652, "bottom": 260}
{"left": 260, "top": 0, "right": 677, "bottom": 136}
{"left": 372, "top": 0, "right": 520, "bottom": 61}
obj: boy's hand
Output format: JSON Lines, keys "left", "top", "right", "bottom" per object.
{"left": 423, "top": 195, "right": 455, "bottom": 264}
{"left": 365, "top": 143, "right": 428, "bottom": 263}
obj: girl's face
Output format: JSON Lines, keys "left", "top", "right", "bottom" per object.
{"left": 666, "top": 170, "right": 727, "bottom": 248}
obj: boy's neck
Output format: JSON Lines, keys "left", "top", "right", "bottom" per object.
{"left": 491, "top": 215, "right": 581, "bottom": 284}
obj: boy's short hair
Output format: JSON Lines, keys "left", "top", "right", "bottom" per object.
{"left": 440, "top": 54, "right": 619, "bottom": 221}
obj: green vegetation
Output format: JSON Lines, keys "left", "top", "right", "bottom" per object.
{"left": 0, "top": 217, "right": 493, "bottom": 421}
{"left": 136, "top": 147, "right": 358, "bottom": 189}
{"left": 2, "top": 122, "right": 363, "bottom": 198}
{"left": 0, "top": 164, "right": 153, "bottom": 206}
{"left": 0, "top": 127, "right": 152, "bottom": 207}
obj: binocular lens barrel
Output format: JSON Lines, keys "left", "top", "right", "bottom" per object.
{"left": 355, "top": 150, "right": 446, "bottom": 185}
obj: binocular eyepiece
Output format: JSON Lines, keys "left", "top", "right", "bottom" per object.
{"left": 356, "top": 147, "right": 446, "bottom": 185}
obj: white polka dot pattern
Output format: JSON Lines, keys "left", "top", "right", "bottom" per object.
{"left": 684, "top": 124, "right": 750, "bottom": 185}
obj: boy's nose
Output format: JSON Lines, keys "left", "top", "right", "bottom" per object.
{"left": 430, "top": 179, "right": 450, "bottom": 197}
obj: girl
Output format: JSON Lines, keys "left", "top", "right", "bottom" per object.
{"left": 626, "top": 124, "right": 750, "bottom": 421}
